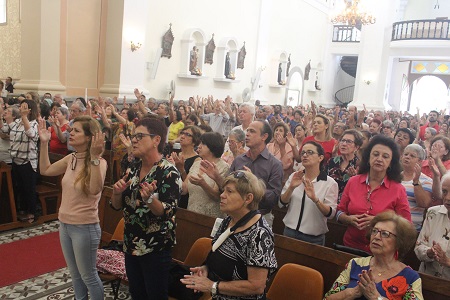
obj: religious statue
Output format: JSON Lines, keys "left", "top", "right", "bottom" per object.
{"left": 205, "top": 34, "right": 216, "bottom": 65}
{"left": 277, "top": 63, "right": 284, "bottom": 85}
{"left": 286, "top": 54, "right": 291, "bottom": 77}
{"left": 237, "top": 42, "right": 246, "bottom": 69}
{"left": 189, "top": 46, "right": 201, "bottom": 75}
{"left": 315, "top": 72, "right": 321, "bottom": 90}
{"left": 304, "top": 60, "right": 311, "bottom": 80}
{"left": 225, "top": 52, "right": 234, "bottom": 79}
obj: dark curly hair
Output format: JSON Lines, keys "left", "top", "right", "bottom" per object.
{"left": 303, "top": 141, "right": 325, "bottom": 171}
{"left": 358, "top": 135, "right": 402, "bottom": 182}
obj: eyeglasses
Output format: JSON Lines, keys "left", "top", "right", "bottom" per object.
{"left": 371, "top": 228, "right": 397, "bottom": 238}
{"left": 130, "top": 133, "right": 156, "bottom": 141}
{"left": 340, "top": 139, "right": 355, "bottom": 144}
{"left": 300, "top": 150, "right": 318, "bottom": 156}
{"left": 180, "top": 131, "right": 193, "bottom": 138}
{"left": 230, "top": 171, "right": 249, "bottom": 182}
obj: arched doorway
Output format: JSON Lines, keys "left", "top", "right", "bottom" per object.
{"left": 285, "top": 66, "right": 304, "bottom": 106}
{"left": 409, "top": 75, "right": 450, "bottom": 114}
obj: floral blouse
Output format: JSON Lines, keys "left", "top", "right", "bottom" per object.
{"left": 326, "top": 155, "right": 359, "bottom": 202}
{"left": 324, "top": 257, "right": 423, "bottom": 300}
{"left": 415, "top": 205, "right": 450, "bottom": 279}
{"left": 121, "top": 157, "right": 182, "bottom": 256}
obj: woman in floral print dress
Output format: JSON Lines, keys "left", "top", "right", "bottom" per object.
{"left": 111, "top": 116, "right": 182, "bottom": 300}
{"left": 325, "top": 211, "right": 423, "bottom": 300}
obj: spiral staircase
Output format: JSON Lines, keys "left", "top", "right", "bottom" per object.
{"left": 335, "top": 56, "right": 358, "bottom": 107}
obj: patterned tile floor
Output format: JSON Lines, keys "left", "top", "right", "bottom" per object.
{"left": 0, "top": 221, "right": 131, "bottom": 299}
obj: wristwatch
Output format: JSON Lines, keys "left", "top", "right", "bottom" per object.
{"left": 412, "top": 182, "right": 420, "bottom": 186}
{"left": 211, "top": 281, "right": 219, "bottom": 296}
{"left": 90, "top": 158, "right": 100, "bottom": 166}
{"left": 146, "top": 192, "right": 158, "bottom": 205}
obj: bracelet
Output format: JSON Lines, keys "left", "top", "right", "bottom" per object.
{"left": 108, "top": 199, "right": 121, "bottom": 211}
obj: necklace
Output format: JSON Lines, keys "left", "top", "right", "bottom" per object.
{"left": 370, "top": 261, "right": 391, "bottom": 277}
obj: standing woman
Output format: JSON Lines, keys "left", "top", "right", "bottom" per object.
{"left": 336, "top": 135, "right": 411, "bottom": 253}
{"left": 38, "top": 115, "right": 107, "bottom": 300}
{"left": 0, "top": 100, "right": 39, "bottom": 223}
{"left": 280, "top": 141, "right": 338, "bottom": 245}
{"left": 48, "top": 107, "right": 70, "bottom": 154}
{"left": 301, "top": 113, "right": 337, "bottom": 165}
{"left": 169, "top": 125, "right": 202, "bottom": 209}
{"left": 327, "top": 130, "right": 363, "bottom": 202}
{"left": 111, "top": 116, "right": 182, "bottom": 300}
{"left": 267, "top": 122, "right": 294, "bottom": 185}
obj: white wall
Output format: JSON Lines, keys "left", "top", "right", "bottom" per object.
{"left": 403, "top": 0, "right": 450, "bottom": 20}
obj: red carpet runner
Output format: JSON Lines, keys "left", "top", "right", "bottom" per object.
{"left": 0, "top": 231, "right": 66, "bottom": 287}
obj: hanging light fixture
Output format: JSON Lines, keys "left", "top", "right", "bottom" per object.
{"left": 331, "top": 0, "right": 376, "bottom": 27}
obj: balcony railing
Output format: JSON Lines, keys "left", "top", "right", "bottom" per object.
{"left": 392, "top": 19, "right": 450, "bottom": 41}
{"left": 332, "top": 25, "right": 360, "bottom": 42}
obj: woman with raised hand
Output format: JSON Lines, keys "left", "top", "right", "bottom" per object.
{"left": 111, "top": 116, "right": 182, "bottom": 300}
{"left": 421, "top": 135, "right": 450, "bottom": 179}
{"left": 267, "top": 122, "right": 294, "bottom": 185}
{"left": 39, "top": 115, "right": 107, "bottom": 300}
{"left": 280, "top": 141, "right": 338, "bottom": 245}
{"left": 48, "top": 106, "right": 70, "bottom": 154}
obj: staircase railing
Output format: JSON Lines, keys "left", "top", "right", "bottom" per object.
{"left": 392, "top": 19, "right": 450, "bottom": 41}
{"left": 332, "top": 25, "right": 360, "bottom": 42}
{"left": 335, "top": 85, "right": 355, "bottom": 106}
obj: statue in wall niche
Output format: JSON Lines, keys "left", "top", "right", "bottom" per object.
{"left": 237, "top": 42, "right": 246, "bottom": 69}
{"left": 277, "top": 63, "right": 285, "bottom": 85}
{"left": 304, "top": 60, "right": 311, "bottom": 80}
{"left": 189, "top": 46, "right": 201, "bottom": 75}
{"left": 205, "top": 34, "right": 216, "bottom": 64}
{"left": 286, "top": 54, "right": 291, "bottom": 77}
{"left": 224, "top": 52, "right": 235, "bottom": 79}
{"left": 315, "top": 72, "right": 321, "bottom": 90}
{"left": 161, "top": 23, "right": 174, "bottom": 59}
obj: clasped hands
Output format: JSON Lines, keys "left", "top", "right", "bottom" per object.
{"left": 180, "top": 266, "right": 212, "bottom": 293}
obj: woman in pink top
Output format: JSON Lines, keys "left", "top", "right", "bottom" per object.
{"left": 421, "top": 135, "right": 450, "bottom": 179}
{"left": 336, "top": 135, "right": 411, "bottom": 253}
{"left": 267, "top": 122, "right": 294, "bottom": 185}
{"left": 301, "top": 114, "right": 337, "bottom": 166}
{"left": 38, "top": 116, "right": 107, "bottom": 300}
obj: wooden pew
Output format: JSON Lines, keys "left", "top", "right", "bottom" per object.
{"left": 97, "top": 192, "right": 450, "bottom": 299}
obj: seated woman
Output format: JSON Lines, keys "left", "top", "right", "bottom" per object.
{"left": 184, "top": 132, "right": 229, "bottom": 218}
{"left": 401, "top": 144, "right": 433, "bottom": 231}
{"left": 325, "top": 211, "right": 423, "bottom": 300}
{"left": 280, "top": 141, "right": 338, "bottom": 246}
{"left": 181, "top": 171, "right": 277, "bottom": 299}
{"left": 336, "top": 135, "right": 411, "bottom": 253}
{"left": 221, "top": 128, "right": 246, "bottom": 166}
{"left": 267, "top": 122, "right": 294, "bottom": 185}
{"left": 327, "top": 129, "right": 363, "bottom": 202}
{"left": 421, "top": 135, "right": 450, "bottom": 179}
{"left": 415, "top": 172, "right": 450, "bottom": 279}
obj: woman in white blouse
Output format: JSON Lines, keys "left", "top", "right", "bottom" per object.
{"left": 279, "top": 141, "right": 338, "bottom": 246}
{"left": 415, "top": 172, "right": 450, "bottom": 279}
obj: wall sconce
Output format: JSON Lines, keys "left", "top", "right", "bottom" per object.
{"left": 130, "top": 41, "right": 142, "bottom": 52}
{"left": 364, "top": 79, "right": 371, "bottom": 85}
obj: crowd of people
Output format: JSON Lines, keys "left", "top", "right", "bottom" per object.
{"left": 2, "top": 82, "right": 450, "bottom": 299}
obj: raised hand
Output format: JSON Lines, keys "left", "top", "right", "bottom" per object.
{"left": 199, "top": 159, "right": 220, "bottom": 182}
{"left": 19, "top": 102, "right": 30, "bottom": 119}
{"left": 90, "top": 131, "right": 105, "bottom": 159}
{"left": 286, "top": 132, "right": 297, "bottom": 148}
{"left": 113, "top": 172, "right": 131, "bottom": 195}
{"left": 413, "top": 162, "right": 422, "bottom": 183}
{"left": 303, "top": 178, "right": 317, "bottom": 201}
{"left": 290, "top": 170, "right": 304, "bottom": 189}
{"left": 119, "top": 133, "right": 132, "bottom": 149}
{"left": 140, "top": 180, "right": 158, "bottom": 202}
{"left": 171, "top": 152, "right": 185, "bottom": 170}
{"left": 38, "top": 118, "right": 51, "bottom": 143}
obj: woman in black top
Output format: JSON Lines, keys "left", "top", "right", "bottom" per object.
{"left": 181, "top": 171, "right": 277, "bottom": 300}
{"left": 168, "top": 125, "right": 202, "bottom": 208}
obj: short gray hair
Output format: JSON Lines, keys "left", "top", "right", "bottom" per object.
{"left": 404, "top": 144, "right": 427, "bottom": 160}
{"left": 239, "top": 103, "right": 255, "bottom": 115}
{"left": 229, "top": 128, "right": 245, "bottom": 143}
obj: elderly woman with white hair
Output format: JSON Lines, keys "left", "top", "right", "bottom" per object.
{"left": 382, "top": 120, "right": 395, "bottom": 139}
{"left": 401, "top": 144, "right": 433, "bottom": 231}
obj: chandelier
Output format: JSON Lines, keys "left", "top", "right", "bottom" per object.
{"left": 331, "top": 0, "right": 376, "bottom": 27}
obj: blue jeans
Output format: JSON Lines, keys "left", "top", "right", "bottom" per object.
{"left": 59, "top": 222, "right": 104, "bottom": 300}
{"left": 283, "top": 226, "right": 325, "bottom": 246}
{"left": 125, "top": 249, "right": 172, "bottom": 300}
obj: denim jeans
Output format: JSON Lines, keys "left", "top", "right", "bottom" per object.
{"left": 125, "top": 249, "right": 172, "bottom": 300}
{"left": 59, "top": 222, "right": 104, "bottom": 300}
{"left": 283, "top": 226, "right": 325, "bottom": 246}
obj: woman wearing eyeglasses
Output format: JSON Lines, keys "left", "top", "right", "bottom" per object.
{"left": 168, "top": 125, "right": 202, "bottom": 209}
{"left": 327, "top": 130, "right": 363, "bottom": 202}
{"left": 325, "top": 211, "right": 422, "bottom": 300}
{"left": 38, "top": 115, "right": 107, "bottom": 300}
{"left": 181, "top": 171, "right": 277, "bottom": 299}
{"left": 336, "top": 135, "right": 411, "bottom": 253}
{"left": 280, "top": 141, "right": 338, "bottom": 245}
{"left": 111, "top": 116, "right": 182, "bottom": 300}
